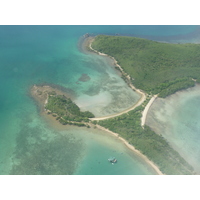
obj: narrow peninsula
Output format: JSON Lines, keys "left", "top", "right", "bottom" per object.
{"left": 31, "top": 85, "right": 94, "bottom": 128}
{"left": 31, "top": 34, "right": 200, "bottom": 175}
{"left": 88, "top": 34, "right": 199, "bottom": 175}
{"left": 31, "top": 84, "right": 163, "bottom": 175}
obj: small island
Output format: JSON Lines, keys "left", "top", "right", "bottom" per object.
{"left": 31, "top": 85, "right": 94, "bottom": 128}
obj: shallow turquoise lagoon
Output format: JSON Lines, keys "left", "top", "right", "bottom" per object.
{"left": 146, "top": 85, "right": 200, "bottom": 174}
{"left": 0, "top": 25, "right": 199, "bottom": 174}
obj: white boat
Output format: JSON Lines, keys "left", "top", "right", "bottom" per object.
{"left": 108, "top": 157, "right": 117, "bottom": 163}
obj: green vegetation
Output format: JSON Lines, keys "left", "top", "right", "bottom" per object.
{"left": 157, "top": 77, "right": 195, "bottom": 98}
{"left": 98, "top": 106, "right": 194, "bottom": 175}
{"left": 45, "top": 93, "right": 94, "bottom": 127}
{"left": 92, "top": 35, "right": 200, "bottom": 96}
{"left": 91, "top": 35, "right": 197, "bottom": 174}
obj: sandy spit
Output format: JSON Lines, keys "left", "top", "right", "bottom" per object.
{"left": 95, "top": 124, "right": 163, "bottom": 175}
{"left": 87, "top": 37, "right": 163, "bottom": 175}
{"left": 141, "top": 95, "right": 158, "bottom": 126}
{"left": 88, "top": 37, "right": 147, "bottom": 121}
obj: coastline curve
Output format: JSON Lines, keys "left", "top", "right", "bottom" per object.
{"left": 95, "top": 124, "right": 163, "bottom": 175}
{"left": 88, "top": 36, "right": 147, "bottom": 121}
{"left": 87, "top": 36, "right": 164, "bottom": 175}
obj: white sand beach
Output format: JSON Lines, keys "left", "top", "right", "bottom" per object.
{"left": 141, "top": 95, "right": 158, "bottom": 126}
{"left": 95, "top": 124, "right": 163, "bottom": 175}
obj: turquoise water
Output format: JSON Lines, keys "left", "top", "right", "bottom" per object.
{"left": 0, "top": 25, "right": 199, "bottom": 175}
{"left": 146, "top": 85, "right": 200, "bottom": 174}
{"left": 72, "top": 127, "right": 157, "bottom": 175}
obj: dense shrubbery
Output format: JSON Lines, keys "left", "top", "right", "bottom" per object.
{"left": 98, "top": 107, "right": 194, "bottom": 175}
{"left": 91, "top": 35, "right": 197, "bottom": 174}
{"left": 196, "top": 79, "right": 200, "bottom": 83}
{"left": 45, "top": 94, "right": 94, "bottom": 126}
{"left": 156, "top": 78, "right": 195, "bottom": 97}
{"left": 92, "top": 35, "right": 200, "bottom": 96}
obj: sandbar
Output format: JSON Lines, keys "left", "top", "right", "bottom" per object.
{"left": 141, "top": 95, "right": 158, "bottom": 126}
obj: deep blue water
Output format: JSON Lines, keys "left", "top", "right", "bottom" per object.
{"left": 0, "top": 25, "right": 198, "bottom": 175}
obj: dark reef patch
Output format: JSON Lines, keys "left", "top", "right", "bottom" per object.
{"left": 78, "top": 73, "right": 91, "bottom": 82}
{"left": 9, "top": 119, "right": 84, "bottom": 175}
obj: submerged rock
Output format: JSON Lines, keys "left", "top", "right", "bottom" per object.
{"left": 78, "top": 73, "right": 91, "bottom": 82}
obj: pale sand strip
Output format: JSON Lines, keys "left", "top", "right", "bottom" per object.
{"left": 88, "top": 37, "right": 163, "bottom": 175}
{"left": 95, "top": 124, "right": 163, "bottom": 175}
{"left": 141, "top": 95, "right": 158, "bottom": 127}
{"left": 89, "top": 38, "right": 146, "bottom": 121}
{"left": 90, "top": 92, "right": 145, "bottom": 121}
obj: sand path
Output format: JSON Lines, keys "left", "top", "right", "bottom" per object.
{"left": 90, "top": 89, "right": 146, "bottom": 121}
{"left": 88, "top": 38, "right": 163, "bottom": 175}
{"left": 141, "top": 95, "right": 158, "bottom": 126}
{"left": 90, "top": 90, "right": 145, "bottom": 121}
{"left": 89, "top": 38, "right": 146, "bottom": 121}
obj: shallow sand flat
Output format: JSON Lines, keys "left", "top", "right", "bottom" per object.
{"left": 71, "top": 37, "right": 141, "bottom": 117}
{"left": 146, "top": 84, "right": 200, "bottom": 174}
{"left": 74, "top": 90, "right": 112, "bottom": 116}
